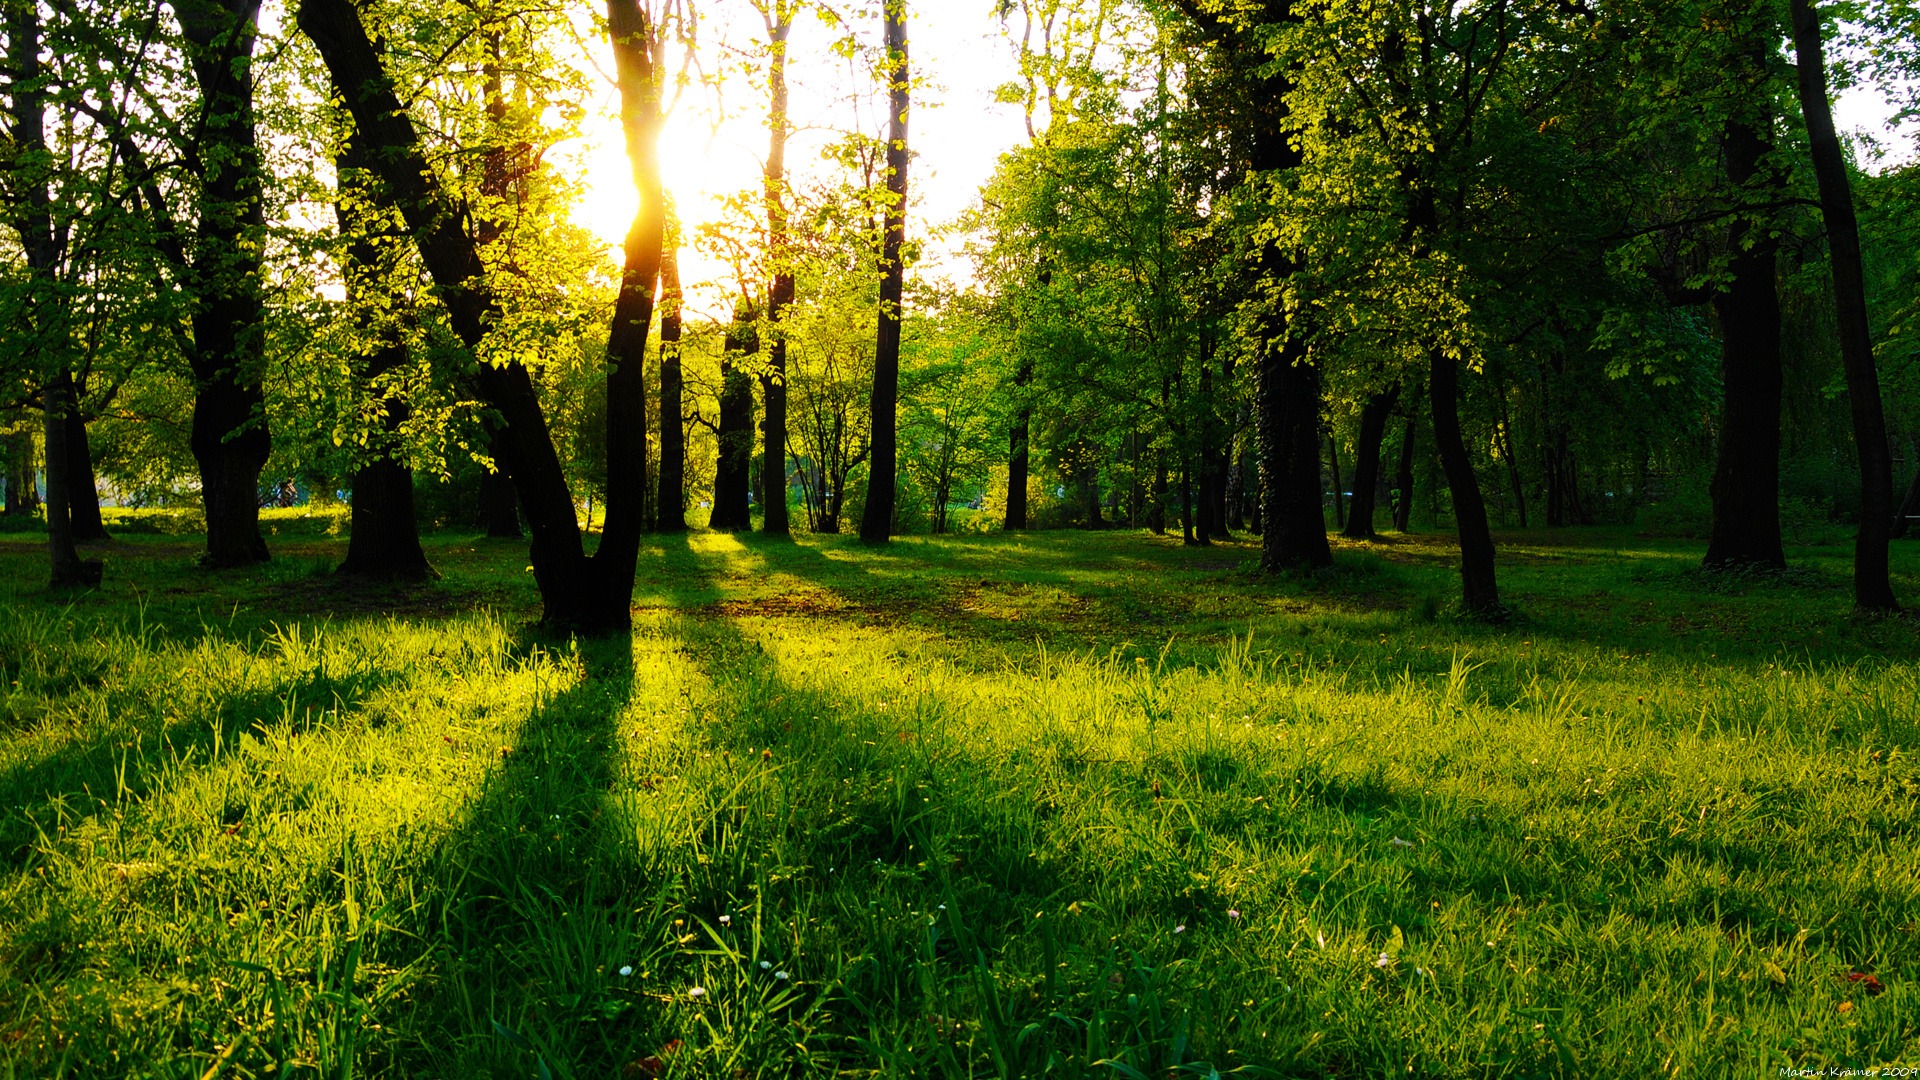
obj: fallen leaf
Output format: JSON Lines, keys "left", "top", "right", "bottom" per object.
{"left": 1847, "top": 972, "right": 1885, "bottom": 997}
{"left": 1836, "top": 1001, "right": 1854, "bottom": 1014}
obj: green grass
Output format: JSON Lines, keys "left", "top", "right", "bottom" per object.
{"left": 0, "top": 523, "right": 1917, "bottom": 1077}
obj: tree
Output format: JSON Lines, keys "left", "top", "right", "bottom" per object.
{"left": 858, "top": 0, "right": 908, "bottom": 543}
{"left": 757, "top": 0, "right": 799, "bottom": 536}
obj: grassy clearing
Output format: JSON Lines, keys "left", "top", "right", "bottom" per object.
{"left": 0, "top": 525, "right": 1917, "bottom": 1077}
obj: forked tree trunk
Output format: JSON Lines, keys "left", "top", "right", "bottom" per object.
{"left": 859, "top": 0, "right": 909, "bottom": 544}
{"left": 1703, "top": 99, "right": 1786, "bottom": 571}
{"left": 655, "top": 241, "right": 687, "bottom": 532}
{"left": 1791, "top": 0, "right": 1899, "bottom": 612}
{"left": 710, "top": 312, "right": 757, "bottom": 531}
{"left": 1430, "top": 349, "right": 1502, "bottom": 616}
{"left": 1006, "top": 360, "right": 1033, "bottom": 530}
{"left": 1344, "top": 385, "right": 1400, "bottom": 540}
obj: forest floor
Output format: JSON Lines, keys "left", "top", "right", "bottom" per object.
{"left": 1, "top": 519, "right": 1917, "bottom": 1077}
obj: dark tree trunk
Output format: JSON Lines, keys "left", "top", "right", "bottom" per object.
{"left": 1343, "top": 385, "right": 1400, "bottom": 540}
{"left": 859, "top": 1, "right": 909, "bottom": 544}
{"left": 1327, "top": 432, "right": 1345, "bottom": 531}
{"left": 64, "top": 408, "right": 108, "bottom": 542}
{"left": 300, "top": 0, "right": 659, "bottom": 632}
{"left": 43, "top": 374, "right": 101, "bottom": 587}
{"left": 1495, "top": 389, "right": 1527, "bottom": 528}
{"left": 1703, "top": 113, "right": 1787, "bottom": 571}
{"left": 1226, "top": 432, "right": 1249, "bottom": 532}
{"left": 1257, "top": 336, "right": 1332, "bottom": 570}
{"left": 1085, "top": 458, "right": 1104, "bottom": 529}
{"left": 478, "top": 426, "right": 522, "bottom": 538}
{"left": 175, "top": 0, "right": 272, "bottom": 569}
{"left": 1149, "top": 449, "right": 1167, "bottom": 534}
{"left": 655, "top": 242, "right": 687, "bottom": 532}
{"left": 1791, "top": 0, "right": 1899, "bottom": 611}
{"left": 1181, "top": 460, "right": 1201, "bottom": 545}
{"left": 1006, "top": 361, "right": 1033, "bottom": 530}
{"left": 761, "top": 11, "right": 795, "bottom": 537}
{"left": 335, "top": 141, "right": 431, "bottom": 580}
{"left": 1430, "top": 349, "right": 1502, "bottom": 616}
{"left": 1393, "top": 412, "right": 1416, "bottom": 532}
{"left": 710, "top": 312, "right": 757, "bottom": 531}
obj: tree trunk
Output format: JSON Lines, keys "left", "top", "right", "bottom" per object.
{"left": 1257, "top": 335, "right": 1332, "bottom": 570}
{"left": 1006, "top": 361, "right": 1033, "bottom": 530}
{"left": 1495, "top": 387, "right": 1527, "bottom": 528}
{"left": 655, "top": 240, "right": 687, "bottom": 532}
{"left": 1894, "top": 461, "right": 1920, "bottom": 540}
{"left": 1327, "top": 431, "right": 1345, "bottom": 531}
{"left": 64, "top": 407, "right": 108, "bottom": 542}
{"left": 711, "top": 311, "right": 757, "bottom": 531}
{"left": 1703, "top": 111, "right": 1787, "bottom": 570}
{"left": 1430, "top": 349, "right": 1502, "bottom": 616}
{"left": 1791, "top": 0, "right": 1899, "bottom": 611}
{"left": 1393, "top": 413, "right": 1417, "bottom": 532}
{"left": 43, "top": 374, "right": 101, "bottom": 587}
{"left": 478, "top": 428, "right": 522, "bottom": 538}
{"left": 761, "top": 8, "right": 795, "bottom": 537}
{"left": 335, "top": 141, "right": 431, "bottom": 579}
{"left": 1344, "top": 385, "right": 1400, "bottom": 540}
{"left": 860, "top": 0, "right": 909, "bottom": 544}
{"left": 1149, "top": 448, "right": 1167, "bottom": 534}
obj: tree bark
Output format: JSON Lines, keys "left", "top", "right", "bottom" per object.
{"left": 760, "top": 6, "right": 795, "bottom": 536}
{"left": 1006, "top": 361, "right": 1033, "bottom": 530}
{"left": 1790, "top": 0, "right": 1899, "bottom": 611}
{"left": 1343, "top": 385, "right": 1399, "bottom": 540}
{"left": 64, "top": 406, "right": 108, "bottom": 542}
{"left": 1327, "top": 431, "right": 1345, "bottom": 532}
{"left": 655, "top": 240, "right": 687, "bottom": 532}
{"left": 478, "top": 425, "right": 522, "bottom": 538}
{"left": 43, "top": 374, "right": 100, "bottom": 587}
{"left": 710, "top": 311, "right": 757, "bottom": 531}
{"left": 1703, "top": 104, "right": 1787, "bottom": 571}
{"left": 1430, "top": 349, "right": 1502, "bottom": 616}
{"left": 1392, "top": 412, "right": 1417, "bottom": 532}
{"left": 860, "top": 0, "right": 909, "bottom": 544}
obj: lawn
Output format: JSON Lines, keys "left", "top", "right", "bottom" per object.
{"left": 1, "top": 521, "right": 1917, "bottom": 1077}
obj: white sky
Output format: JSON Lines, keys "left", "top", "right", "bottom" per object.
{"left": 561, "top": 1, "right": 1029, "bottom": 321}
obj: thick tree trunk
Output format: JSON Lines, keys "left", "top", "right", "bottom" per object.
{"left": 1257, "top": 335, "right": 1332, "bottom": 570}
{"left": 1344, "top": 385, "right": 1399, "bottom": 540}
{"left": 1430, "top": 349, "right": 1502, "bottom": 616}
{"left": 1327, "top": 432, "right": 1345, "bottom": 531}
{"left": 43, "top": 374, "right": 100, "bottom": 587}
{"left": 1393, "top": 413, "right": 1417, "bottom": 532}
{"left": 1703, "top": 117, "right": 1787, "bottom": 570}
{"left": 860, "top": 1, "right": 909, "bottom": 544}
{"left": 1006, "top": 361, "right": 1033, "bottom": 530}
{"left": 176, "top": 0, "right": 272, "bottom": 569}
{"left": 1791, "top": 0, "right": 1899, "bottom": 611}
{"left": 478, "top": 430, "right": 522, "bottom": 538}
{"left": 710, "top": 312, "right": 757, "bottom": 531}
{"left": 64, "top": 408, "right": 108, "bottom": 542}
{"left": 342, "top": 458, "right": 429, "bottom": 578}
{"left": 655, "top": 242, "right": 687, "bottom": 532}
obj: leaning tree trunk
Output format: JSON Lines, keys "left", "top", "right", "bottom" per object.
{"left": 177, "top": 0, "right": 273, "bottom": 569}
{"left": 1429, "top": 350, "right": 1502, "bottom": 616}
{"left": 1006, "top": 361, "right": 1033, "bottom": 530}
{"left": 1791, "top": 0, "right": 1899, "bottom": 611}
{"left": 710, "top": 312, "right": 757, "bottom": 531}
{"left": 760, "top": 7, "right": 795, "bottom": 536}
{"left": 655, "top": 240, "right": 687, "bottom": 532}
{"left": 301, "top": 0, "right": 661, "bottom": 632}
{"left": 335, "top": 140, "right": 431, "bottom": 580}
{"left": 1343, "top": 385, "right": 1400, "bottom": 540}
{"left": 1703, "top": 73, "right": 1787, "bottom": 571}
{"left": 859, "top": 0, "right": 910, "bottom": 544}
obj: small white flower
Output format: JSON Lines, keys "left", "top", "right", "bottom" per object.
{"left": 1226, "top": 909, "right": 1241, "bottom": 920}
{"left": 1316, "top": 932, "right": 1326, "bottom": 949}
{"left": 760, "top": 961, "right": 772, "bottom": 970}
{"left": 1174, "top": 924, "right": 1187, "bottom": 934}
{"left": 1390, "top": 836, "right": 1415, "bottom": 848}
{"left": 686, "top": 986, "right": 707, "bottom": 999}
{"left": 774, "top": 970, "right": 790, "bottom": 980}
{"left": 618, "top": 965, "right": 634, "bottom": 977}
{"left": 1375, "top": 953, "right": 1393, "bottom": 969}
{"left": 717, "top": 914, "right": 731, "bottom": 926}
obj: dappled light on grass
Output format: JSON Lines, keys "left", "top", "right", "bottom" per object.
{"left": 0, "top": 528, "right": 1916, "bottom": 1074}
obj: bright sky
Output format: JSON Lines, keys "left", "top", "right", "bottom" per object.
{"left": 561, "top": 2, "right": 1029, "bottom": 322}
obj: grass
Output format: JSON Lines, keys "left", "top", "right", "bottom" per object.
{"left": 0, "top": 521, "right": 1917, "bottom": 1077}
